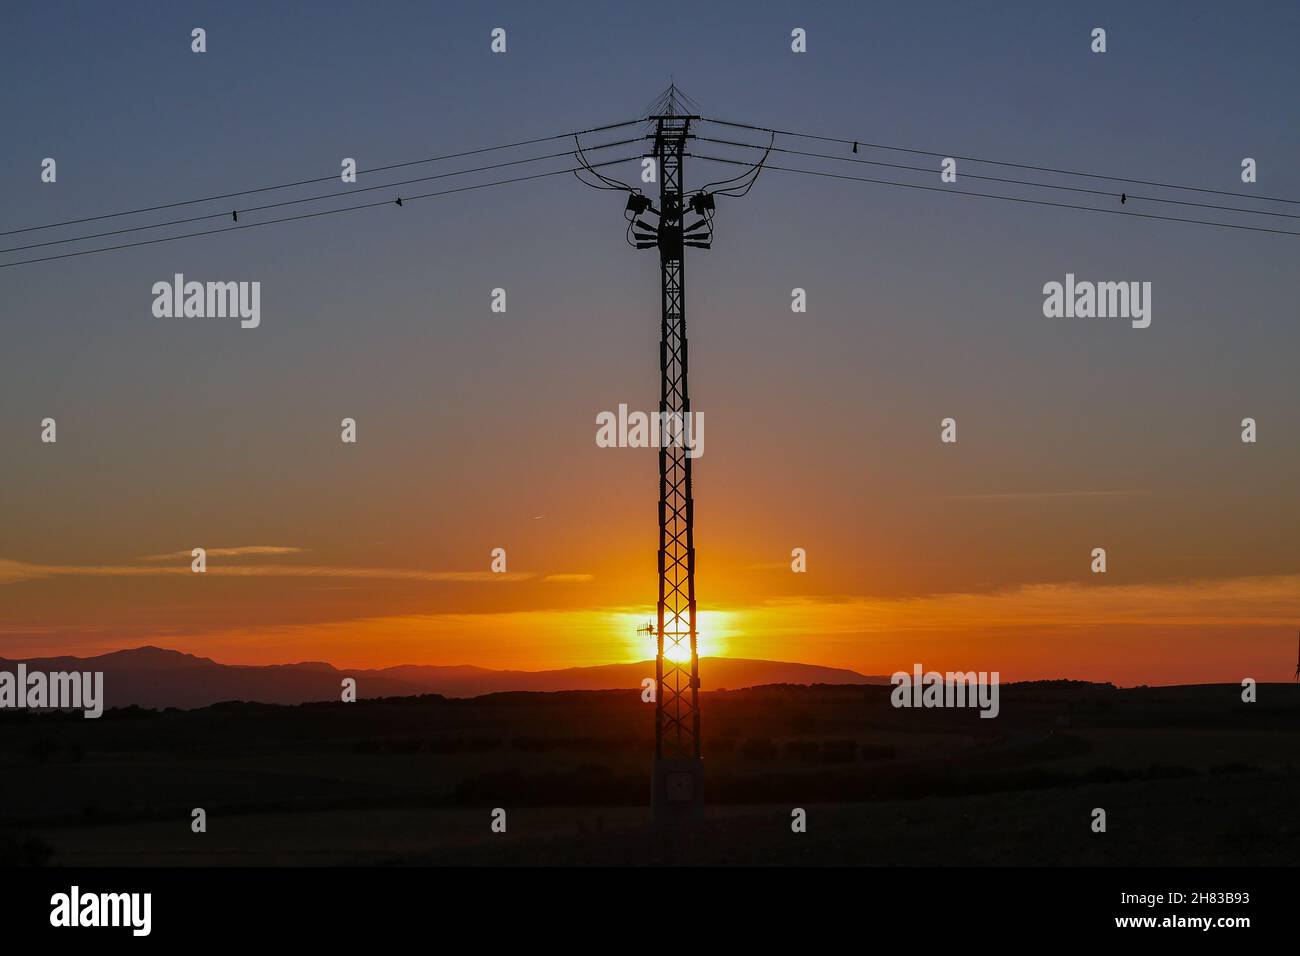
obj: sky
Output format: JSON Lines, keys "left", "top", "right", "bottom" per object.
{"left": 2, "top": 1, "right": 1298, "bottom": 684}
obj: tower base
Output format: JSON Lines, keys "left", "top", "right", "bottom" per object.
{"left": 651, "top": 755, "right": 704, "bottom": 828}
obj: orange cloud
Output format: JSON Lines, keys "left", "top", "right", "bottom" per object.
{"left": 138, "top": 545, "right": 304, "bottom": 561}
{"left": 0, "top": 556, "right": 587, "bottom": 586}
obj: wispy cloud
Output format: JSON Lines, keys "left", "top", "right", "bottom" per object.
{"left": 750, "top": 572, "right": 1300, "bottom": 632}
{"left": 944, "top": 490, "right": 1150, "bottom": 502}
{"left": 138, "top": 545, "right": 304, "bottom": 562}
{"left": 0, "top": 557, "right": 588, "bottom": 586}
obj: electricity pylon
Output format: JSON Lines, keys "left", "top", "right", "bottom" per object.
{"left": 645, "top": 105, "right": 705, "bottom": 827}
{"left": 585, "top": 83, "right": 762, "bottom": 827}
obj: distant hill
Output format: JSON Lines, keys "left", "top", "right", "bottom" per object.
{"left": 376, "top": 658, "right": 885, "bottom": 697}
{"left": 0, "top": 647, "right": 888, "bottom": 710}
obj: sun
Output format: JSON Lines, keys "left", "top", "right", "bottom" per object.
{"left": 618, "top": 609, "right": 736, "bottom": 662}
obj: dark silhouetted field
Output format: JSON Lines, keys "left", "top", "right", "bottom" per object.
{"left": 2, "top": 681, "right": 1297, "bottom": 865}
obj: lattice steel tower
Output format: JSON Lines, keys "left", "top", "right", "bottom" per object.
{"left": 647, "top": 107, "right": 704, "bottom": 825}
{"left": 588, "top": 83, "right": 763, "bottom": 827}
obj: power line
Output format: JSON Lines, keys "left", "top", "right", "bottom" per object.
{"left": 15, "top": 111, "right": 1295, "bottom": 265}
{"left": 689, "top": 154, "right": 1300, "bottom": 238}
{"left": 0, "top": 156, "right": 643, "bottom": 269}
{"left": 574, "top": 135, "right": 641, "bottom": 193}
{"left": 1, "top": 119, "right": 647, "bottom": 238}
{"left": 699, "top": 132, "right": 772, "bottom": 198}
{"left": 694, "top": 135, "right": 1300, "bottom": 221}
{"left": 700, "top": 117, "right": 1300, "bottom": 206}
{"left": 2, "top": 138, "right": 641, "bottom": 255}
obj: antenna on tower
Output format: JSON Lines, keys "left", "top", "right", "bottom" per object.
{"left": 643, "top": 79, "right": 702, "bottom": 120}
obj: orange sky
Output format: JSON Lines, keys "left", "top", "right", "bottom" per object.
{"left": 2, "top": 548, "right": 1297, "bottom": 685}
{"left": 4, "top": 375, "right": 1298, "bottom": 686}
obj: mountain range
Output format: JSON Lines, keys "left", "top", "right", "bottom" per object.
{"left": 0, "top": 646, "right": 888, "bottom": 710}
